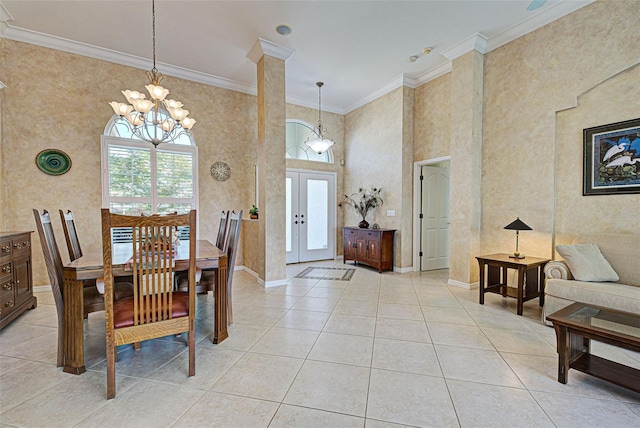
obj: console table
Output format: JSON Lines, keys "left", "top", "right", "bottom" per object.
{"left": 1, "top": 231, "right": 37, "bottom": 328}
{"left": 476, "top": 253, "right": 549, "bottom": 315}
{"left": 343, "top": 227, "right": 395, "bottom": 273}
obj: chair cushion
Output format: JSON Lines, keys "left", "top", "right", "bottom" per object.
{"left": 556, "top": 243, "right": 619, "bottom": 282}
{"left": 113, "top": 291, "right": 189, "bottom": 328}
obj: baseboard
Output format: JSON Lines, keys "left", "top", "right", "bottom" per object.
{"left": 240, "top": 265, "right": 260, "bottom": 279}
{"left": 264, "top": 278, "right": 287, "bottom": 288}
{"left": 447, "top": 279, "right": 479, "bottom": 290}
{"left": 394, "top": 266, "right": 413, "bottom": 273}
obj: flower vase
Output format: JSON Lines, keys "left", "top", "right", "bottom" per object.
{"left": 358, "top": 219, "right": 369, "bottom": 229}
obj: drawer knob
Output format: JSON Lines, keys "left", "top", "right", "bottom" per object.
{"left": 2, "top": 265, "right": 11, "bottom": 273}
{"left": 5, "top": 300, "right": 14, "bottom": 308}
{"left": 1, "top": 245, "right": 9, "bottom": 253}
{"left": 13, "top": 243, "right": 22, "bottom": 249}
{"left": 3, "top": 282, "right": 13, "bottom": 291}
{"left": 23, "top": 241, "right": 30, "bottom": 247}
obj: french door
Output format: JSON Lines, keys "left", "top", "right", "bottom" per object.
{"left": 286, "top": 170, "right": 335, "bottom": 263}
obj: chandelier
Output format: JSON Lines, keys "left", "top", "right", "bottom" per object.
{"left": 109, "top": 0, "right": 196, "bottom": 147}
{"left": 305, "top": 82, "right": 334, "bottom": 154}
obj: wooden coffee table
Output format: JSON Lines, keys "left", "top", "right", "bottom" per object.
{"left": 546, "top": 302, "right": 640, "bottom": 393}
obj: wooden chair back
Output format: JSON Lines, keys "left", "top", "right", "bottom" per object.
{"left": 101, "top": 209, "right": 197, "bottom": 399}
{"left": 215, "top": 210, "right": 230, "bottom": 250}
{"left": 59, "top": 209, "right": 83, "bottom": 261}
{"left": 223, "top": 210, "right": 242, "bottom": 323}
{"left": 32, "top": 209, "right": 65, "bottom": 367}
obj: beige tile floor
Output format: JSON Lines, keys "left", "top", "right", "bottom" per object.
{"left": 2, "top": 260, "right": 640, "bottom": 427}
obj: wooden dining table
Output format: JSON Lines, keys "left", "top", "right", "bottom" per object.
{"left": 61, "top": 239, "right": 228, "bottom": 375}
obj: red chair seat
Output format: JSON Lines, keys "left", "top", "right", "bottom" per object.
{"left": 113, "top": 291, "right": 189, "bottom": 329}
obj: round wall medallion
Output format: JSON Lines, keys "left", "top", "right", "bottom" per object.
{"left": 210, "top": 161, "right": 231, "bottom": 181}
{"left": 36, "top": 149, "right": 72, "bottom": 176}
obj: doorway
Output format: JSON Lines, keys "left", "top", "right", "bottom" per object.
{"left": 414, "top": 158, "right": 451, "bottom": 271}
{"left": 286, "top": 170, "right": 336, "bottom": 264}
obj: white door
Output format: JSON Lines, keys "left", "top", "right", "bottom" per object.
{"left": 420, "top": 166, "right": 450, "bottom": 270}
{"left": 286, "top": 171, "right": 335, "bottom": 263}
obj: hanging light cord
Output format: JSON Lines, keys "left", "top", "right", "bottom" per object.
{"left": 146, "top": 0, "right": 162, "bottom": 84}
{"left": 316, "top": 82, "right": 324, "bottom": 137}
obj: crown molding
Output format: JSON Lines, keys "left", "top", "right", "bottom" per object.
{"left": 247, "top": 38, "right": 295, "bottom": 64}
{"left": 414, "top": 61, "right": 453, "bottom": 87}
{"left": 285, "top": 93, "right": 344, "bottom": 115}
{"left": 486, "top": 0, "right": 595, "bottom": 52}
{"left": 0, "top": 1, "right": 13, "bottom": 22}
{"left": 441, "top": 33, "right": 488, "bottom": 60}
{"left": 344, "top": 74, "right": 416, "bottom": 114}
{"left": 1, "top": 23, "right": 259, "bottom": 96}
{"left": 1, "top": 1, "right": 596, "bottom": 113}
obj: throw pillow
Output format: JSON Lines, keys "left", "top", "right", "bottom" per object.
{"left": 555, "top": 243, "right": 619, "bottom": 282}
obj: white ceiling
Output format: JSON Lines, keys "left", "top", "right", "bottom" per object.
{"left": 1, "top": 0, "right": 593, "bottom": 114}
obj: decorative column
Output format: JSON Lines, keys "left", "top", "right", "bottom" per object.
{"left": 444, "top": 34, "right": 486, "bottom": 287}
{"left": 247, "top": 38, "right": 294, "bottom": 286}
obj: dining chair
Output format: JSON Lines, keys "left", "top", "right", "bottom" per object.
{"left": 101, "top": 209, "right": 197, "bottom": 399}
{"left": 32, "top": 209, "right": 118, "bottom": 366}
{"left": 59, "top": 209, "right": 83, "bottom": 261}
{"left": 178, "top": 210, "right": 242, "bottom": 323}
{"left": 215, "top": 210, "right": 230, "bottom": 249}
{"left": 58, "top": 209, "right": 133, "bottom": 318}
{"left": 176, "top": 210, "right": 228, "bottom": 294}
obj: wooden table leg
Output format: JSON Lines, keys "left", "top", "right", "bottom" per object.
{"left": 554, "top": 323, "right": 569, "bottom": 384}
{"left": 212, "top": 258, "right": 229, "bottom": 344}
{"left": 62, "top": 273, "right": 86, "bottom": 374}
{"left": 478, "top": 261, "right": 485, "bottom": 305}
{"left": 516, "top": 266, "right": 524, "bottom": 316}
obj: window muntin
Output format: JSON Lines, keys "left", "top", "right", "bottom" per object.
{"left": 102, "top": 116, "right": 198, "bottom": 216}
{"left": 286, "top": 120, "right": 334, "bottom": 163}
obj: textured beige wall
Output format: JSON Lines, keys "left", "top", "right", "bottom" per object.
{"left": 256, "top": 55, "right": 286, "bottom": 283}
{"left": 414, "top": 73, "right": 452, "bottom": 162}
{"left": 449, "top": 51, "right": 483, "bottom": 285}
{"left": 2, "top": 40, "right": 257, "bottom": 285}
{"left": 286, "top": 103, "right": 345, "bottom": 256}
{"left": 555, "top": 63, "right": 640, "bottom": 243}
{"left": 400, "top": 86, "right": 415, "bottom": 268}
{"left": 481, "top": 0, "right": 640, "bottom": 262}
{"left": 344, "top": 87, "right": 411, "bottom": 268}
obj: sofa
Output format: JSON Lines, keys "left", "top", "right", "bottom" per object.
{"left": 543, "top": 234, "right": 640, "bottom": 324}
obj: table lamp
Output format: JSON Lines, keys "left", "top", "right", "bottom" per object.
{"left": 504, "top": 217, "right": 532, "bottom": 259}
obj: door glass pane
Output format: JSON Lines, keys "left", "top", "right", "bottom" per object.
{"left": 306, "top": 179, "right": 328, "bottom": 250}
{"left": 286, "top": 177, "right": 292, "bottom": 252}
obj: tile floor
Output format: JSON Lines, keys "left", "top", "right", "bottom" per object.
{"left": 1, "top": 260, "right": 640, "bottom": 427}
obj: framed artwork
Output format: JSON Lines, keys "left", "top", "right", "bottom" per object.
{"left": 583, "top": 117, "right": 640, "bottom": 195}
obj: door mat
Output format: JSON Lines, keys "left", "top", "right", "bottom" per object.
{"left": 294, "top": 267, "right": 356, "bottom": 281}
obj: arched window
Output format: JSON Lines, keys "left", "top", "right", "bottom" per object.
{"left": 286, "top": 120, "right": 334, "bottom": 163}
{"left": 101, "top": 115, "right": 198, "bottom": 216}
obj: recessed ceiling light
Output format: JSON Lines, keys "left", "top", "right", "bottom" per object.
{"left": 423, "top": 47, "right": 432, "bottom": 55}
{"left": 408, "top": 55, "right": 418, "bottom": 63}
{"left": 276, "top": 25, "right": 292, "bottom": 36}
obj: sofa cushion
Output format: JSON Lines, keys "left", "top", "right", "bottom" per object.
{"left": 545, "top": 278, "right": 640, "bottom": 315}
{"left": 556, "top": 243, "right": 619, "bottom": 282}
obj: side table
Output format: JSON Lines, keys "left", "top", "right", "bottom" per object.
{"left": 476, "top": 253, "right": 549, "bottom": 315}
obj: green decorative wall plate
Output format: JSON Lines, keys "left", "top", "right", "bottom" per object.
{"left": 36, "top": 149, "right": 72, "bottom": 175}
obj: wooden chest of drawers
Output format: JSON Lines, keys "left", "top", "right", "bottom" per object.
{"left": 1, "top": 232, "right": 37, "bottom": 329}
{"left": 343, "top": 227, "right": 395, "bottom": 273}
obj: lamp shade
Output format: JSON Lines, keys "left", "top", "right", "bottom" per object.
{"left": 504, "top": 217, "right": 532, "bottom": 231}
